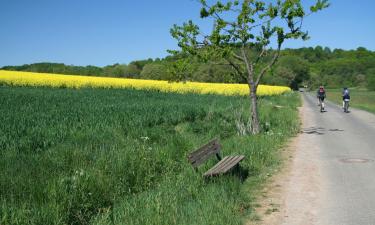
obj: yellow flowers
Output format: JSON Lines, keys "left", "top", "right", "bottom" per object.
{"left": 0, "top": 70, "right": 291, "bottom": 96}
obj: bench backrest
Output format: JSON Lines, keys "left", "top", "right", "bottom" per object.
{"left": 187, "top": 139, "right": 221, "bottom": 168}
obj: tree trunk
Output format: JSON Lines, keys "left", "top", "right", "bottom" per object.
{"left": 249, "top": 84, "right": 260, "bottom": 134}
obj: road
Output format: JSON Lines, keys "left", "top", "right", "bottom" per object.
{"left": 278, "top": 93, "right": 375, "bottom": 225}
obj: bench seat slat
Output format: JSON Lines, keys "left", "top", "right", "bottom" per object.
{"left": 203, "top": 155, "right": 245, "bottom": 177}
{"left": 208, "top": 156, "right": 237, "bottom": 175}
{"left": 218, "top": 155, "right": 245, "bottom": 173}
{"left": 203, "top": 156, "right": 240, "bottom": 177}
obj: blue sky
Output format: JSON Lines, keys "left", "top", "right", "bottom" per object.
{"left": 0, "top": 0, "right": 374, "bottom": 67}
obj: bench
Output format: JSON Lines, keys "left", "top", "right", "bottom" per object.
{"left": 187, "top": 139, "right": 245, "bottom": 177}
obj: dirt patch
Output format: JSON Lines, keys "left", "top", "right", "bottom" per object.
{"left": 248, "top": 99, "right": 323, "bottom": 225}
{"left": 247, "top": 124, "right": 299, "bottom": 225}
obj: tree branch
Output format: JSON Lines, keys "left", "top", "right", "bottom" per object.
{"left": 225, "top": 58, "right": 247, "bottom": 81}
{"left": 232, "top": 52, "right": 245, "bottom": 61}
{"left": 241, "top": 45, "right": 254, "bottom": 85}
{"left": 255, "top": 43, "right": 282, "bottom": 86}
{"left": 254, "top": 46, "right": 266, "bottom": 65}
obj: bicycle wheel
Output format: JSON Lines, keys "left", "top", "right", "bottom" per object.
{"left": 347, "top": 102, "right": 350, "bottom": 112}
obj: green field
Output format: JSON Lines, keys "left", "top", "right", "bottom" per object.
{"left": 326, "top": 89, "right": 375, "bottom": 114}
{"left": 0, "top": 87, "right": 300, "bottom": 225}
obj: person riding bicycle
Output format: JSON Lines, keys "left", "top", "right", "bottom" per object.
{"left": 317, "top": 86, "right": 326, "bottom": 105}
{"left": 342, "top": 87, "right": 350, "bottom": 108}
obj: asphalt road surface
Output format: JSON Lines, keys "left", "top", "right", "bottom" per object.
{"left": 281, "top": 93, "right": 375, "bottom": 225}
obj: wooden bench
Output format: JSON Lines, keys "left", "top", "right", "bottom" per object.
{"left": 187, "top": 139, "right": 245, "bottom": 177}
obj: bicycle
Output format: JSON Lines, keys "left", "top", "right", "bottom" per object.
{"left": 343, "top": 99, "right": 350, "bottom": 113}
{"left": 319, "top": 98, "right": 325, "bottom": 112}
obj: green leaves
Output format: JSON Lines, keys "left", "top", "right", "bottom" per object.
{"left": 171, "top": 0, "right": 329, "bottom": 52}
{"left": 267, "top": 4, "right": 279, "bottom": 18}
{"left": 311, "top": 0, "right": 330, "bottom": 12}
{"left": 275, "top": 27, "right": 285, "bottom": 46}
{"left": 301, "top": 31, "right": 310, "bottom": 41}
{"left": 169, "top": 0, "right": 329, "bottom": 82}
{"left": 170, "top": 20, "right": 201, "bottom": 56}
{"left": 167, "top": 58, "right": 195, "bottom": 81}
{"left": 200, "top": 7, "right": 209, "bottom": 18}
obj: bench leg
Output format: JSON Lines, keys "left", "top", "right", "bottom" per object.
{"left": 232, "top": 164, "right": 248, "bottom": 182}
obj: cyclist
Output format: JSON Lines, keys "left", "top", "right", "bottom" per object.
{"left": 317, "top": 86, "right": 326, "bottom": 111}
{"left": 342, "top": 87, "right": 350, "bottom": 109}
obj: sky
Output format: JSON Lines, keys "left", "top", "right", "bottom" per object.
{"left": 0, "top": 0, "right": 374, "bottom": 67}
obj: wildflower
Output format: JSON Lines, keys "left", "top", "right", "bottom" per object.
{"left": 140, "top": 136, "right": 150, "bottom": 141}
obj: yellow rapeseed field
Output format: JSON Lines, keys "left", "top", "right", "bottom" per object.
{"left": 0, "top": 70, "right": 291, "bottom": 96}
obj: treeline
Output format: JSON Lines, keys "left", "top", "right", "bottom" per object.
{"left": 280, "top": 47, "right": 375, "bottom": 90}
{"left": 2, "top": 46, "right": 375, "bottom": 90}
{"left": 1, "top": 59, "right": 155, "bottom": 78}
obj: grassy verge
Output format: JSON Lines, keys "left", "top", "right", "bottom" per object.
{"left": 0, "top": 86, "right": 300, "bottom": 225}
{"left": 326, "top": 88, "right": 375, "bottom": 114}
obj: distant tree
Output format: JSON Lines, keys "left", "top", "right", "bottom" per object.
{"left": 265, "top": 66, "right": 293, "bottom": 86}
{"left": 102, "top": 64, "right": 126, "bottom": 77}
{"left": 324, "top": 46, "right": 331, "bottom": 54}
{"left": 355, "top": 74, "right": 366, "bottom": 87}
{"left": 274, "top": 55, "right": 310, "bottom": 90}
{"left": 194, "top": 62, "right": 241, "bottom": 83}
{"left": 170, "top": 0, "right": 329, "bottom": 134}
{"left": 130, "top": 59, "right": 154, "bottom": 71}
{"left": 355, "top": 47, "right": 370, "bottom": 58}
{"left": 85, "top": 65, "right": 103, "bottom": 76}
{"left": 113, "top": 64, "right": 127, "bottom": 77}
{"left": 357, "top": 47, "right": 368, "bottom": 52}
{"left": 123, "top": 64, "right": 141, "bottom": 78}
{"left": 366, "top": 68, "right": 375, "bottom": 91}
{"left": 140, "top": 63, "right": 169, "bottom": 80}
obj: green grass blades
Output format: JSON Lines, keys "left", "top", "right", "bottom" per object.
{"left": 0, "top": 87, "right": 300, "bottom": 225}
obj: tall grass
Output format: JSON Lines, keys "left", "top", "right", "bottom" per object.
{"left": 0, "top": 87, "right": 300, "bottom": 225}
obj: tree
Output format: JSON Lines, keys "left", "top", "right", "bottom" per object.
{"left": 366, "top": 68, "right": 375, "bottom": 91}
{"left": 170, "top": 0, "right": 329, "bottom": 134}
{"left": 195, "top": 62, "right": 243, "bottom": 83}
{"left": 140, "top": 63, "right": 169, "bottom": 80}
{"left": 276, "top": 55, "right": 310, "bottom": 90}
{"left": 123, "top": 64, "right": 141, "bottom": 78}
{"left": 130, "top": 59, "right": 154, "bottom": 71}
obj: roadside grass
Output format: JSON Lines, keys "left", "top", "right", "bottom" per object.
{"left": 326, "top": 88, "right": 375, "bottom": 114}
{"left": 0, "top": 86, "right": 300, "bottom": 225}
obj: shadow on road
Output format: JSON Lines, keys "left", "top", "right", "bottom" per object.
{"left": 301, "top": 127, "right": 345, "bottom": 135}
{"left": 301, "top": 126, "right": 325, "bottom": 135}
{"left": 328, "top": 128, "right": 344, "bottom": 132}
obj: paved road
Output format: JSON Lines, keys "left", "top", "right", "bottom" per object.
{"left": 281, "top": 93, "right": 375, "bottom": 225}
